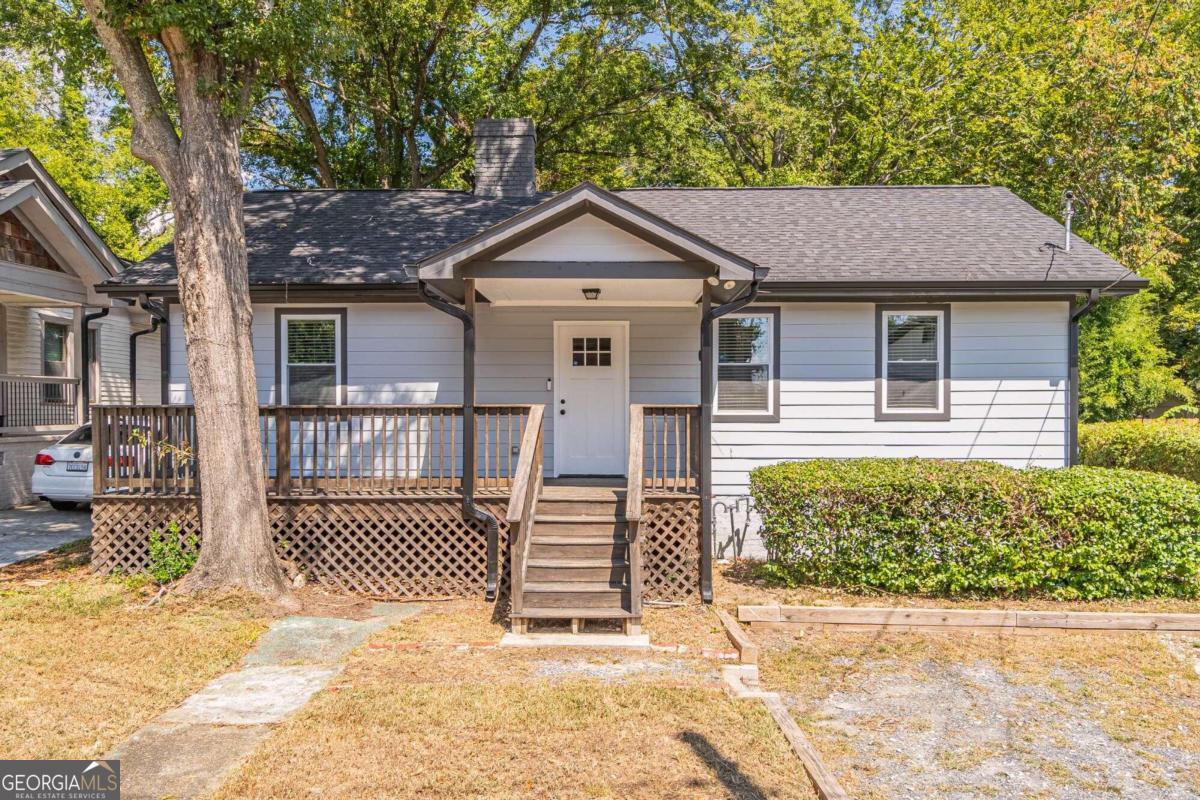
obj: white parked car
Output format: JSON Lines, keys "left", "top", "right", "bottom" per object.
{"left": 32, "top": 424, "right": 92, "bottom": 511}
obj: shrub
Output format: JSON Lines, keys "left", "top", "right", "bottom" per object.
{"left": 750, "top": 458, "right": 1200, "bottom": 599}
{"left": 1080, "top": 419, "right": 1200, "bottom": 483}
{"left": 147, "top": 523, "right": 199, "bottom": 585}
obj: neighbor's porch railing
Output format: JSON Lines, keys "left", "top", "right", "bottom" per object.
{"left": 0, "top": 374, "right": 80, "bottom": 433}
{"left": 91, "top": 404, "right": 535, "bottom": 496}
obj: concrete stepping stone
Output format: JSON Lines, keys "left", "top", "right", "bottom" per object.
{"left": 109, "top": 602, "right": 424, "bottom": 799}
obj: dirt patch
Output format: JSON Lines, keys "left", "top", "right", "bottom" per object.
{"left": 761, "top": 630, "right": 1200, "bottom": 799}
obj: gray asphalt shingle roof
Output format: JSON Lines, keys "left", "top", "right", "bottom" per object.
{"left": 107, "top": 184, "right": 1138, "bottom": 289}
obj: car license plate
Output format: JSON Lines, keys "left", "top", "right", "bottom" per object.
{"left": 65, "top": 462, "right": 90, "bottom": 472}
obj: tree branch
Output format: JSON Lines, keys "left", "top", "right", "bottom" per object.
{"left": 281, "top": 73, "right": 337, "bottom": 187}
{"left": 79, "top": 0, "right": 180, "bottom": 173}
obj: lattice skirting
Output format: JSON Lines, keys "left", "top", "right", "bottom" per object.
{"left": 641, "top": 498, "right": 702, "bottom": 602}
{"left": 91, "top": 496, "right": 512, "bottom": 599}
{"left": 91, "top": 496, "right": 700, "bottom": 602}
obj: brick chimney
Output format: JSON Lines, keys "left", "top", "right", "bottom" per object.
{"left": 473, "top": 118, "right": 537, "bottom": 197}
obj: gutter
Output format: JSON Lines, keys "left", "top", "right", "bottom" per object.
{"left": 1067, "top": 288, "right": 1101, "bottom": 466}
{"left": 130, "top": 296, "right": 167, "bottom": 406}
{"left": 699, "top": 279, "right": 761, "bottom": 603}
{"left": 417, "top": 280, "right": 503, "bottom": 602}
{"left": 80, "top": 307, "right": 111, "bottom": 421}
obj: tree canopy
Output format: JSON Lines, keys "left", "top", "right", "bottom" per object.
{"left": 3, "top": 0, "right": 1198, "bottom": 420}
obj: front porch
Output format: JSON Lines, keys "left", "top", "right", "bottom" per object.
{"left": 88, "top": 403, "right": 703, "bottom": 618}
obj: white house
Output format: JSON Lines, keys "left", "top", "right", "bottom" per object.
{"left": 92, "top": 119, "right": 1141, "bottom": 630}
{"left": 0, "top": 149, "right": 162, "bottom": 508}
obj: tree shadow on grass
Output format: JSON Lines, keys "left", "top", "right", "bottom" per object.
{"left": 680, "top": 730, "right": 769, "bottom": 800}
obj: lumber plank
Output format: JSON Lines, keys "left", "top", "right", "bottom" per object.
{"left": 737, "top": 605, "right": 782, "bottom": 622}
{"left": 761, "top": 695, "right": 851, "bottom": 800}
{"left": 715, "top": 608, "right": 759, "bottom": 665}
{"left": 740, "top": 605, "right": 1200, "bottom": 634}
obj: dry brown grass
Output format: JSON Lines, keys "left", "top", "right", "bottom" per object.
{"left": 716, "top": 559, "right": 1200, "bottom": 614}
{"left": 214, "top": 602, "right": 817, "bottom": 800}
{"left": 0, "top": 554, "right": 269, "bottom": 759}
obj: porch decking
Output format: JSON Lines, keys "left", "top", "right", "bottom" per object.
{"left": 89, "top": 403, "right": 702, "bottom": 610}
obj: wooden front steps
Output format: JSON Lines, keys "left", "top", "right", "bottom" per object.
{"left": 512, "top": 482, "right": 641, "bottom": 636}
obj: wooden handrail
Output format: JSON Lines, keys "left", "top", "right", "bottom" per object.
{"left": 626, "top": 404, "right": 647, "bottom": 618}
{"left": 506, "top": 405, "right": 545, "bottom": 524}
{"left": 505, "top": 405, "right": 545, "bottom": 616}
{"left": 625, "top": 404, "right": 645, "bottom": 526}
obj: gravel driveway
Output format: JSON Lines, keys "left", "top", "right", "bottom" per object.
{"left": 762, "top": 631, "right": 1200, "bottom": 800}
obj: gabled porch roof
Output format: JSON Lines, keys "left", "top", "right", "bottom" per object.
{"left": 0, "top": 149, "right": 124, "bottom": 306}
{"left": 416, "top": 182, "right": 764, "bottom": 304}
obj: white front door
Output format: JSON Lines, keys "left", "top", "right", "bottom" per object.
{"left": 554, "top": 321, "right": 628, "bottom": 476}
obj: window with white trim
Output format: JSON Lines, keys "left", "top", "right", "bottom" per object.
{"left": 879, "top": 308, "right": 947, "bottom": 415}
{"left": 715, "top": 312, "right": 775, "bottom": 415}
{"left": 282, "top": 314, "right": 341, "bottom": 404}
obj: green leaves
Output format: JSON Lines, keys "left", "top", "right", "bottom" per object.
{"left": 1080, "top": 419, "right": 1200, "bottom": 482}
{"left": 750, "top": 458, "right": 1200, "bottom": 600}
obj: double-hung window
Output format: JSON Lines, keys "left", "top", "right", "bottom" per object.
{"left": 714, "top": 309, "right": 779, "bottom": 420}
{"left": 876, "top": 306, "right": 949, "bottom": 419}
{"left": 280, "top": 313, "right": 343, "bottom": 404}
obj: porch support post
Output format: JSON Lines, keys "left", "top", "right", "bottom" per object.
{"left": 700, "top": 278, "right": 762, "bottom": 603}
{"left": 418, "top": 278, "right": 503, "bottom": 601}
{"left": 698, "top": 283, "right": 715, "bottom": 603}
{"left": 1067, "top": 288, "right": 1101, "bottom": 466}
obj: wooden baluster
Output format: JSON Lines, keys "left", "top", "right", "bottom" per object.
{"left": 276, "top": 407, "right": 290, "bottom": 496}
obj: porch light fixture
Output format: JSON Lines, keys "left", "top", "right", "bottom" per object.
{"left": 582, "top": 287, "right": 601, "bottom": 301}
{"left": 723, "top": 280, "right": 736, "bottom": 290}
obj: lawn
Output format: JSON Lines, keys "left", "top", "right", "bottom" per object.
{"left": 758, "top": 626, "right": 1200, "bottom": 799}
{"left": 0, "top": 542, "right": 270, "bottom": 759}
{"left": 212, "top": 601, "right": 817, "bottom": 800}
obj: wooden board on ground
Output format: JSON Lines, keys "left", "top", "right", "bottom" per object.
{"left": 714, "top": 608, "right": 759, "bottom": 665}
{"left": 761, "top": 694, "right": 851, "bottom": 800}
{"left": 738, "top": 605, "right": 1200, "bottom": 633}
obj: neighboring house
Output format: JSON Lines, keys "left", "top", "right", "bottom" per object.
{"left": 91, "top": 118, "right": 1142, "bottom": 629}
{"left": 0, "top": 149, "right": 163, "bottom": 507}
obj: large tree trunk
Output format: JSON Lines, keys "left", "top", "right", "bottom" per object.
{"left": 79, "top": 3, "right": 290, "bottom": 601}
{"left": 170, "top": 117, "right": 290, "bottom": 599}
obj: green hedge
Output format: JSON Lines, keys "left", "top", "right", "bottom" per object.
{"left": 1080, "top": 419, "right": 1200, "bottom": 483}
{"left": 750, "top": 458, "right": 1200, "bottom": 599}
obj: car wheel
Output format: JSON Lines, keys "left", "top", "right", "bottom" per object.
{"left": 48, "top": 500, "right": 77, "bottom": 512}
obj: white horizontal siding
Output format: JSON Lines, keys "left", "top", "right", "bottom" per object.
{"left": 167, "top": 304, "right": 700, "bottom": 475}
{"left": 713, "top": 301, "right": 1070, "bottom": 556}
{"left": 166, "top": 299, "right": 1070, "bottom": 559}
{"left": 92, "top": 306, "right": 160, "bottom": 404}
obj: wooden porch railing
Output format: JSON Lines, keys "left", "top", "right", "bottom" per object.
{"left": 505, "top": 405, "right": 545, "bottom": 616}
{"left": 92, "top": 404, "right": 535, "bottom": 497}
{"left": 0, "top": 374, "right": 80, "bottom": 433}
{"left": 639, "top": 404, "right": 701, "bottom": 493}
{"left": 626, "top": 404, "right": 701, "bottom": 617}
